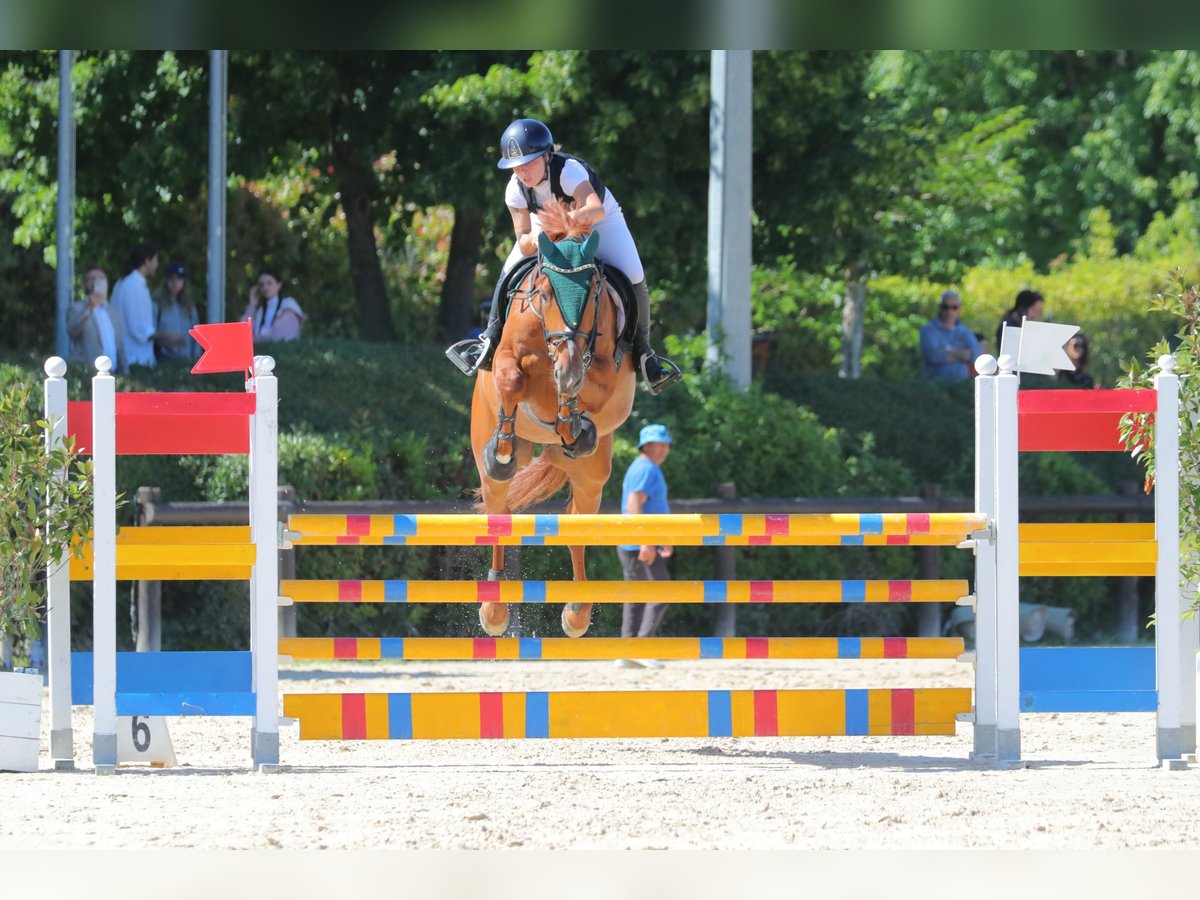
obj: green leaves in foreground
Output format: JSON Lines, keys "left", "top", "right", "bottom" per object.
{"left": 0, "top": 386, "right": 93, "bottom": 640}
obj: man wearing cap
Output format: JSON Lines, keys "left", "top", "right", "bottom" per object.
{"left": 614, "top": 423, "right": 674, "bottom": 669}
{"left": 918, "top": 289, "right": 981, "bottom": 381}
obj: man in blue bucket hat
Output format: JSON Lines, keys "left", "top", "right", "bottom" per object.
{"left": 613, "top": 423, "right": 674, "bottom": 669}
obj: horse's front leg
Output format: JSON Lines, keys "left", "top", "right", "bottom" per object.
{"left": 483, "top": 353, "right": 526, "bottom": 481}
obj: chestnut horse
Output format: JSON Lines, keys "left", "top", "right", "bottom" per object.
{"left": 470, "top": 200, "right": 636, "bottom": 638}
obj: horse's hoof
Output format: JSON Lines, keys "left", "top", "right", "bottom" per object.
{"left": 483, "top": 436, "right": 520, "bottom": 481}
{"left": 480, "top": 602, "right": 509, "bottom": 636}
{"left": 569, "top": 415, "right": 598, "bottom": 458}
{"left": 561, "top": 602, "right": 592, "bottom": 638}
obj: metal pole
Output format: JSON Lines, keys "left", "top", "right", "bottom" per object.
{"left": 706, "top": 50, "right": 753, "bottom": 388}
{"left": 207, "top": 50, "right": 228, "bottom": 327}
{"left": 55, "top": 50, "right": 75, "bottom": 359}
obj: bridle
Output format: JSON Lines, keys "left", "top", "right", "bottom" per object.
{"left": 531, "top": 254, "right": 603, "bottom": 458}
{"left": 532, "top": 255, "right": 602, "bottom": 370}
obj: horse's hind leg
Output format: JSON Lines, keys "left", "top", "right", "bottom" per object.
{"left": 476, "top": 438, "right": 534, "bottom": 636}
{"left": 559, "top": 437, "right": 612, "bottom": 638}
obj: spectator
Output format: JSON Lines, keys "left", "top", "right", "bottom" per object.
{"left": 919, "top": 289, "right": 981, "bottom": 381}
{"left": 1057, "top": 332, "right": 1096, "bottom": 389}
{"left": 66, "top": 266, "right": 124, "bottom": 372}
{"left": 613, "top": 423, "right": 674, "bottom": 670}
{"left": 152, "top": 261, "right": 200, "bottom": 361}
{"left": 242, "top": 267, "right": 305, "bottom": 342}
{"left": 110, "top": 242, "right": 160, "bottom": 369}
{"left": 995, "top": 289, "right": 1045, "bottom": 351}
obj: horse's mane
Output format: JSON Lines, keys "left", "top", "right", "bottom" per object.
{"left": 538, "top": 197, "right": 592, "bottom": 242}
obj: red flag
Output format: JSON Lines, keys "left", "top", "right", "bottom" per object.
{"left": 191, "top": 321, "right": 255, "bottom": 374}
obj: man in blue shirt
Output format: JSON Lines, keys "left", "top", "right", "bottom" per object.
{"left": 614, "top": 423, "right": 674, "bottom": 669}
{"left": 919, "top": 289, "right": 981, "bottom": 381}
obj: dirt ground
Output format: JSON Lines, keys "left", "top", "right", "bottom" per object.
{"left": 5, "top": 656, "right": 1200, "bottom": 851}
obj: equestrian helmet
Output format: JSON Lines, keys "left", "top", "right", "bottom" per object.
{"left": 497, "top": 118, "right": 554, "bottom": 169}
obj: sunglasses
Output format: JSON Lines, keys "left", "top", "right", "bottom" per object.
{"left": 940, "top": 303, "right": 960, "bottom": 311}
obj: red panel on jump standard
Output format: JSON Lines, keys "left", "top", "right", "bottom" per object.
{"left": 67, "top": 394, "right": 253, "bottom": 456}
{"left": 1017, "top": 389, "right": 1156, "bottom": 452}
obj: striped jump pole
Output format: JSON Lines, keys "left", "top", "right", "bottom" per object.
{"left": 280, "top": 636, "right": 967, "bottom": 661}
{"left": 279, "top": 579, "right": 972, "bottom": 605}
{"left": 287, "top": 512, "right": 988, "bottom": 547}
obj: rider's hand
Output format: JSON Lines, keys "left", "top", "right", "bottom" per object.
{"left": 658, "top": 546, "right": 673, "bottom": 559}
{"left": 637, "top": 544, "right": 657, "bottom": 565}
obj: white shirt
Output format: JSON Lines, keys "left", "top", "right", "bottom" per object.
{"left": 112, "top": 270, "right": 156, "bottom": 368}
{"left": 501, "top": 156, "right": 644, "bottom": 282}
{"left": 505, "top": 157, "right": 622, "bottom": 219}
{"left": 92, "top": 302, "right": 119, "bottom": 365}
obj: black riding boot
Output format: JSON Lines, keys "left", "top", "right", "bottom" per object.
{"left": 473, "top": 294, "right": 503, "bottom": 372}
{"left": 631, "top": 280, "right": 679, "bottom": 394}
{"left": 446, "top": 279, "right": 504, "bottom": 374}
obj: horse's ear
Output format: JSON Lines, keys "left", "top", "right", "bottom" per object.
{"left": 537, "top": 231, "right": 559, "bottom": 261}
{"left": 581, "top": 230, "right": 600, "bottom": 262}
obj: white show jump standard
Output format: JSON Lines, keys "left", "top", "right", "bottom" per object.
{"left": 972, "top": 351, "right": 1191, "bottom": 764}
{"left": 44, "top": 354, "right": 280, "bottom": 772}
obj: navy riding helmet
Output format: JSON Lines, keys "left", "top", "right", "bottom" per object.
{"left": 497, "top": 118, "right": 554, "bottom": 169}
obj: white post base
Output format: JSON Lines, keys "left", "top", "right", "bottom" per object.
{"left": 253, "top": 728, "right": 279, "bottom": 769}
{"left": 1157, "top": 727, "right": 1182, "bottom": 762}
{"left": 997, "top": 728, "right": 1021, "bottom": 762}
{"left": 972, "top": 724, "right": 997, "bottom": 761}
{"left": 51, "top": 728, "right": 74, "bottom": 769}
{"left": 93, "top": 731, "right": 117, "bottom": 771}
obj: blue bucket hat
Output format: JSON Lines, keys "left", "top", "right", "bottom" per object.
{"left": 638, "top": 423, "right": 672, "bottom": 447}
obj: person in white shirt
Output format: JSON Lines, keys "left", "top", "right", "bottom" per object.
{"left": 110, "top": 242, "right": 160, "bottom": 369}
{"left": 66, "top": 266, "right": 125, "bottom": 372}
{"left": 240, "top": 268, "right": 306, "bottom": 342}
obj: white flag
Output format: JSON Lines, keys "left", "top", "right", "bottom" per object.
{"left": 1001, "top": 319, "right": 1079, "bottom": 376}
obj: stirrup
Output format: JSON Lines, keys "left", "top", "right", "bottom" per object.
{"left": 639, "top": 353, "right": 682, "bottom": 395}
{"left": 445, "top": 338, "right": 487, "bottom": 376}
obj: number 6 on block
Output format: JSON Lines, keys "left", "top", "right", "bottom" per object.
{"left": 116, "top": 716, "right": 177, "bottom": 768}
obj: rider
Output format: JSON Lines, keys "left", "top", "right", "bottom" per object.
{"left": 448, "top": 117, "right": 678, "bottom": 394}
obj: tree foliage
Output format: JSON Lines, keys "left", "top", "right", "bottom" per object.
{"left": 0, "top": 50, "right": 1198, "bottom": 357}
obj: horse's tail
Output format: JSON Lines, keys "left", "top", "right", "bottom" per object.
{"left": 503, "top": 453, "right": 569, "bottom": 512}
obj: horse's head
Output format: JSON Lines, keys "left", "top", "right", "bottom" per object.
{"left": 536, "top": 229, "right": 601, "bottom": 398}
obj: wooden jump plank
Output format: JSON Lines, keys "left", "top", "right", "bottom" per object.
{"left": 111, "top": 526, "right": 252, "bottom": 544}
{"left": 282, "top": 688, "right": 973, "bottom": 740}
{"left": 1019, "top": 562, "right": 1156, "bottom": 577}
{"left": 67, "top": 401, "right": 250, "bottom": 456}
{"left": 1019, "top": 523, "right": 1156, "bottom": 542}
{"left": 1017, "top": 389, "right": 1157, "bottom": 415}
{"left": 1020, "top": 541, "right": 1156, "bottom": 564}
{"left": 279, "top": 579, "right": 971, "bottom": 605}
{"left": 70, "top": 559, "right": 253, "bottom": 581}
{"left": 287, "top": 512, "right": 987, "bottom": 542}
{"left": 278, "top": 636, "right": 966, "bottom": 661}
